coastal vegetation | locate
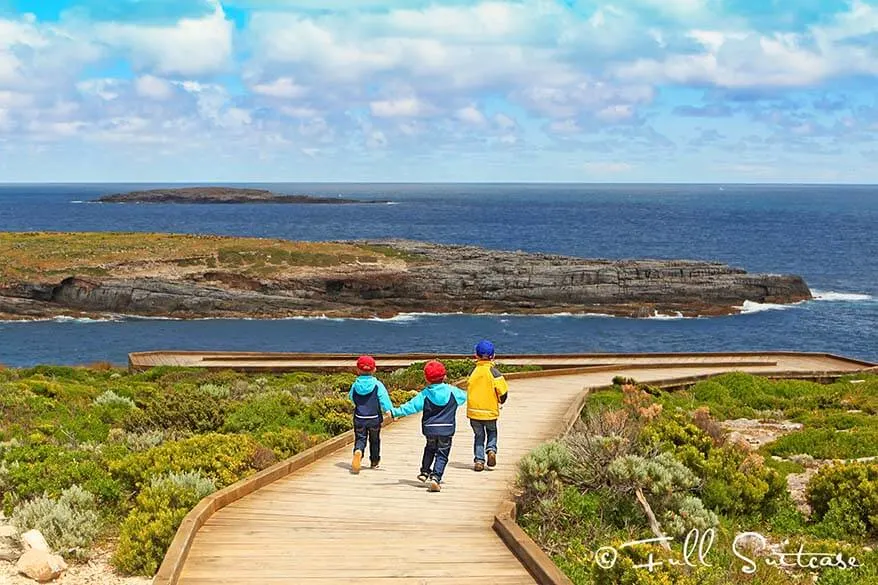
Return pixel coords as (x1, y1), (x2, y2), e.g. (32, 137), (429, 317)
(0, 360), (538, 576)
(0, 232), (412, 282)
(516, 372), (878, 584)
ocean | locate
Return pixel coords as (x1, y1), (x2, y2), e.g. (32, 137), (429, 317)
(0, 183), (876, 366)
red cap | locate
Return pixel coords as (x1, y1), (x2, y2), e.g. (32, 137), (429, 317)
(424, 360), (446, 383)
(356, 355), (376, 372)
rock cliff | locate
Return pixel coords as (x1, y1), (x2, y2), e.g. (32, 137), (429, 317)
(0, 237), (812, 320)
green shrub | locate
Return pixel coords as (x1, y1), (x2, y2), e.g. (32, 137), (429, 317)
(641, 412), (786, 519)
(517, 442), (573, 507)
(259, 428), (326, 459)
(765, 427), (878, 460)
(608, 452), (718, 537)
(700, 448), (787, 519)
(122, 429), (167, 451)
(807, 461), (878, 538)
(93, 390), (136, 410)
(11, 485), (101, 559)
(198, 383), (230, 399)
(812, 496), (869, 541)
(112, 471), (215, 576)
(0, 443), (122, 512)
(124, 387), (227, 433)
(111, 433), (262, 490)
(223, 391), (302, 434)
(306, 395), (354, 434)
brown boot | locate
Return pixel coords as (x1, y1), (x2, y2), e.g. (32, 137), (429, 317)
(474, 461), (485, 472)
(428, 478), (441, 492)
(351, 450), (363, 474)
(487, 451), (497, 468)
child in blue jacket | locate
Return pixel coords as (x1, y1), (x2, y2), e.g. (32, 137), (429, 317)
(391, 360), (467, 492)
(349, 355), (394, 474)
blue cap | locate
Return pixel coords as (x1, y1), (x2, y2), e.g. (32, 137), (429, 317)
(475, 340), (495, 358)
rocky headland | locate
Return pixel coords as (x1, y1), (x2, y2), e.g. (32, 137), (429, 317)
(96, 186), (384, 204)
(0, 232), (812, 321)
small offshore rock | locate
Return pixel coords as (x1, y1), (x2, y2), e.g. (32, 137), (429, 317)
(16, 549), (67, 582)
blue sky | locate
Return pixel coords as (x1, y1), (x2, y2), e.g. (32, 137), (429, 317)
(1, 0), (878, 182)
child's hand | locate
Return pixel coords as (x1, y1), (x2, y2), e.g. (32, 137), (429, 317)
(385, 410), (393, 419)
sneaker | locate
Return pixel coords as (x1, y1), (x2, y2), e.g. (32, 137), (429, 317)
(351, 450), (363, 474)
(370, 460), (380, 469)
(417, 473), (429, 483)
(428, 478), (441, 492)
(487, 451), (497, 468)
(474, 461), (485, 472)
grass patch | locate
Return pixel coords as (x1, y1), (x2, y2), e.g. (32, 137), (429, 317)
(0, 232), (416, 281)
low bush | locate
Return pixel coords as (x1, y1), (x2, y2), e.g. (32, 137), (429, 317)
(807, 461), (878, 539)
(113, 471), (216, 576)
(764, 427), (878, 460)
(516, 441), (573, 507)
(93, 390), (136, 409)
(124, 387), (228, 434)
(0, 443), (122, 513)
(11, 485), (101, 559)
(223, 391), (303, 434)
(306, 395), (354, 434)
(259, 428), (326, 459)
(111, 433), (264, 490)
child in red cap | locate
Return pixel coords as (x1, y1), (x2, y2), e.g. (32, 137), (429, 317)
(391, 360), (467, 492)
(348, 355), (393, 474)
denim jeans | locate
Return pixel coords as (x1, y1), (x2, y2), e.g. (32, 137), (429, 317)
(420, 435), (453, 481)
(470, 419), (498, 463)
(354, 425), (381, 464)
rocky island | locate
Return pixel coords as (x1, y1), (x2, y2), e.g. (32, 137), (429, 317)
(96, 186), (384, 204)
(0, 232), (812, 321)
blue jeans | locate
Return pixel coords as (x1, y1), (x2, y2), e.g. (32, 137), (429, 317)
(354, 425), (381, 464)
(470, 419), (498, 463)
(420, 435), (452, 482)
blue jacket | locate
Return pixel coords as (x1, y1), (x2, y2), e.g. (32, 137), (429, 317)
(348, 375), (393, 428)
(392, 383), (467, 437)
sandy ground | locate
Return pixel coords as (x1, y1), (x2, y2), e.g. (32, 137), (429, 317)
(0, 514), (151, 585)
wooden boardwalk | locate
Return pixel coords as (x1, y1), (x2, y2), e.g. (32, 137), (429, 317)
(129, 350), (874, 372)
(170, 354), (869, 585)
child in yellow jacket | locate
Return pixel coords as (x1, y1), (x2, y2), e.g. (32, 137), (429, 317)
(467, 340), (508, 471)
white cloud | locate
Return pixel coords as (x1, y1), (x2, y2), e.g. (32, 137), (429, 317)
(135, 75), (174, 100)
(549, 119), (582, 135)
(493, 113), (517, 130)
(281, 106), (320, 118)
(596, 104), (636, 122)
(615, 2), (878, 88)
(456, 105), (487, 126)
(94, 4), (233, 76)
(77, 78), (122, 101)
(251, 77), (308, 99)
(370, 96), (433, 118)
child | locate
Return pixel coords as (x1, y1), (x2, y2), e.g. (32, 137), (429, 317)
(348, 355), (393, 474)
(391, 360), (467, 492)
(467, 340), (508, 471)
